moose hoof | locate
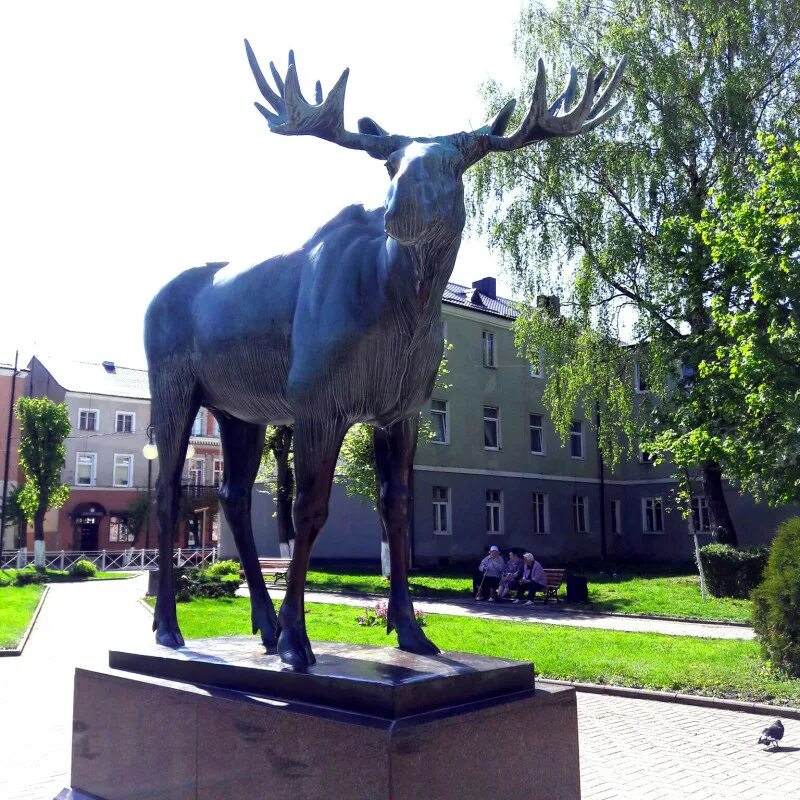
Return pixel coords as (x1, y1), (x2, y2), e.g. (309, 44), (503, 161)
(154, 624), (185, 649)
(277, 626), (316, 668)
(252, 607), (279, 653)
(396, 624), (440, 657)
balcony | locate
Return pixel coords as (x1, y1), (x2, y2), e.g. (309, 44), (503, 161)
(180, 483), (219, 501)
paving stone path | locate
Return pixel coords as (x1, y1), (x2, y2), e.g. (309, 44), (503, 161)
(1, 574), (794, 800)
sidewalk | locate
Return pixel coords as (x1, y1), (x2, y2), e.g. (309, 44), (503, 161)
(240, 585), (755, 640)
(2, 575), (795, 800)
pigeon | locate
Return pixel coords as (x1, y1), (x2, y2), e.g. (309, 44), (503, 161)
(758, 719), (784, 749)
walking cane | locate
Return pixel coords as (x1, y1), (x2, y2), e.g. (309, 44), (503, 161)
(475, 571), (486, 601)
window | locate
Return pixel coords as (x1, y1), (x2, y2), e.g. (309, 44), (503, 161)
(78, 409), (99, 432)
(532, 492), (548, 534)
(430, 399), (449, 444)
(573, 495), (589, 533)
(189, 457), (205, 486)
(432, 486), (450, 535)
(212, 417), (220, 437)
(611, 499), (622, 535)
(191, 410), (206, 437)
(642, 497), (663, 533)
(639, 449), (653, 465)
(212, 458), (224, 487)
(634, 360), (648, 392)
(529, 348), (544, 378)
(570, 421), (584, 459)
(482, 331), (496, 367)
(113, 454), (133, 487)
(529, 414), (545, 455)
(486, 489), (503, 534)
(115, 412), (135, 434)
(691, 497), (711, 533)
(483, 406), (500, 449)
(75, 453), (97, 486)
(109, 515), (134, 543)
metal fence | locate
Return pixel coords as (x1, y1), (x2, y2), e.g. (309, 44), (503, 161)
(0, 547), (218, 571)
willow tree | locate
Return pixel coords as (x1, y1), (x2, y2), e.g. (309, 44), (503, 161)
(470, 0), (800, 544)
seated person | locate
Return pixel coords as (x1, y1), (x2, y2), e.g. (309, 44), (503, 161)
(475, 545), (506, 601)
(496, 551), (523, 600)
(513, 553), (547, 605)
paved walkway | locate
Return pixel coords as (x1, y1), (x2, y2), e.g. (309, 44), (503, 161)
(241, 586), (755, 640)
(1, 575), (793, 800)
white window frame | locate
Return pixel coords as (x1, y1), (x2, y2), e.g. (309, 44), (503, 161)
(573, 495), (589, 533)
(483, 406), (500, 450)
(486, 489), (504, 535)
(115, 411), (136, 434)
(634, 360), (648, 393)
(113, 454), (134, 488)
(75, 452), (97, 486)
(212, 457), (224, 487)
(691, 496), (711, 533)
(529, 347), (544, 378)
(529, 413), (545, 455)
(188, 457), (205, 486)
(191, 410), (207, 437)
(611, 499), (622, 535)
(109, 515), (133, 543)
(78, 408), (100, 432)
(569, 421), (584, 459)
(532, 492), (549, 534)
(430, 399), (449, 445)
(482, 331), (496, 368)
(432, 486), (450, 535)
(642, 496), (664, 534)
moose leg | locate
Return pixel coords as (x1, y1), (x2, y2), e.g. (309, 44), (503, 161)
(217, 416), (279, 651)
(151, 373), (200, 648)
(277, 417), (345, 667)
(374, 418), (440, 656)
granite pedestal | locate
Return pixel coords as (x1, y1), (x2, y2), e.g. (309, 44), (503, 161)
(60, 637), (580, 800)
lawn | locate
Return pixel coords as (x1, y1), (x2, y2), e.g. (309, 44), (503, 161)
(303, 565), (752, 623)
(0, 584), (45, 649)
(0, 568), (133, 584)
(150, 596), (800, 706)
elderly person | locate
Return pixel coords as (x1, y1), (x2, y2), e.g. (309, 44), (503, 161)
(475, 545), (506, 601)
(513, 553), (547, 605)
(496, 551), (524, 600)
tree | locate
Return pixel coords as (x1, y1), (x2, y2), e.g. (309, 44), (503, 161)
(1, 485), (27, 548)
(15, 397), (71, 566)
(470, 0), (800, 544)
(659, 131), (800, 505)
(260, 425), (296, 557)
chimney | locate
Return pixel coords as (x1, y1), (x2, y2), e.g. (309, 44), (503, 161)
(536, 295), (561, 317)
(471, 276), (497, 300)
(102, 361), (116, 374)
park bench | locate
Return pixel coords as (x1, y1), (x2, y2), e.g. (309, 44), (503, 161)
(254, 557), (292, 584)
(541, 568), (566, 603)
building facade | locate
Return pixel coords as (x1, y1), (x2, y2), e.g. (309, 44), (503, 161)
(0, 361), (29, 551)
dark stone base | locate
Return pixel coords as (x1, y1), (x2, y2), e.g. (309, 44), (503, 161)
(64, 639), (581, 800)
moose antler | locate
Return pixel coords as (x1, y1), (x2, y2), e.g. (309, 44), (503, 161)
(245, 42), (409, 160)
(480, 56), (627, 154)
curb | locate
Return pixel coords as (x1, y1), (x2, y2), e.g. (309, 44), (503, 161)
(537, 677), (800, 719)
(0, 585), (50, 657)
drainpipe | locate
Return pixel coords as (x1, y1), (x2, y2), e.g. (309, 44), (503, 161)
(596, 401), (607, 562)
(1, 351), (19, 556)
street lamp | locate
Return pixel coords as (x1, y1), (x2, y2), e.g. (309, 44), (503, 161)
(143, 425), (157, 549)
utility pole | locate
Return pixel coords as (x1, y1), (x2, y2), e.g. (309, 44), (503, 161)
(1, 351), (20, 558)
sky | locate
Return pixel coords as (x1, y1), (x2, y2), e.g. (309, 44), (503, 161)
(0, 0), (530, 370)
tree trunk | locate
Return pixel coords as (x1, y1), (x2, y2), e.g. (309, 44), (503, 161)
(702, 460), (738, 546)
(33, 502), (46, 568)
(272, 426), (295, 558)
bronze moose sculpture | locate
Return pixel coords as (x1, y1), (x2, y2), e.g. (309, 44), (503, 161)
(144, 43), (626, 666)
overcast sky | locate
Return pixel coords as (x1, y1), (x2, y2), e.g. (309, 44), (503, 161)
(0, 1), (530, 370)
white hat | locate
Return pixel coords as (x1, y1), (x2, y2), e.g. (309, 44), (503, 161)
(523, 552), (534, 560)
(489, 545), (499, 552)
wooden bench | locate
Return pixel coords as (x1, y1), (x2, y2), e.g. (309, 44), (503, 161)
(257, 557), (292, 585)
(541, 568), (566, 603)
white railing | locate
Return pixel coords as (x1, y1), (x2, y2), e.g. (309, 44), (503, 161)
(0, 547), (218, 571)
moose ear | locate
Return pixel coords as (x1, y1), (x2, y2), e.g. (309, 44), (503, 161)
(487, 100), (517, 136)
(358, 117), (390, 137)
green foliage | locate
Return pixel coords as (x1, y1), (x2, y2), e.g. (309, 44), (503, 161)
(469, 0), (800, 525)
(15, 397), (71, 528)
(204, 559), (241, 578)
(752, 517), (800, 677)
(0, 571), (13, 587)
(175, 567), (242, 601)
(68, 559), (98, 579)
(13, 567), (47, 586)
(1, 486), (27, 532)
(126, 493), (152, 543)
(698, 544), (769, 599)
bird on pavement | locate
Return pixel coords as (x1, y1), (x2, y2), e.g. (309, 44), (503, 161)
(758, 719), (784, 749)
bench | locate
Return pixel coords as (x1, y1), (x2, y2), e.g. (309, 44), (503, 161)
(541, 568), (566, 603)
(257, 557), (292, 585)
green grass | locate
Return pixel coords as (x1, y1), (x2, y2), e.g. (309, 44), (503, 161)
(148, 596), (800, 707)
(0, 568), (133, 584)
(303, 565), (752, 623)
(0, 584), (45, 649)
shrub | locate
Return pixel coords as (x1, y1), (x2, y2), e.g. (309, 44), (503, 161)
(69, 559), (98, 579)
(14, 567), (48, 586)
(0, 570), (13, 587)
(752, 517), (800, 677)
(698, 543), (769, 598)
(204, 559), (241, 579)
(175, 567), (241, 601)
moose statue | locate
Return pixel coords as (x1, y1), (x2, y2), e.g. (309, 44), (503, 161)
(145, 42), (626, 667)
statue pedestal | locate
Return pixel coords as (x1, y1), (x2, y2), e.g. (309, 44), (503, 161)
(58, 637), (580, 800)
